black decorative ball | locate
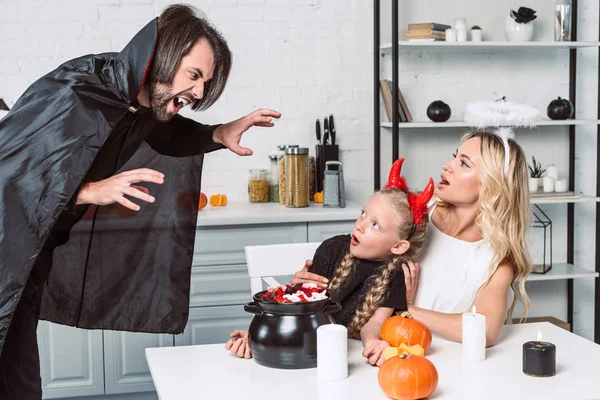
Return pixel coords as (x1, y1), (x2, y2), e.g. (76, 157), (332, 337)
(547, 97), (574, 120)
(427, 100), (451, 122)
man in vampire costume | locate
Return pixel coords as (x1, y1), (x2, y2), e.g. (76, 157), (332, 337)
(0, 4), (281, 398)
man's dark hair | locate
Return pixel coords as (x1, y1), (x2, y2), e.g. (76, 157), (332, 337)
(151, 4), (232, 111)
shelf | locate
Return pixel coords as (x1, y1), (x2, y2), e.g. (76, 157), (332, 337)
(527, 263), (599, 281)
(381, 41), (600, 51)
(381, 120), (600, 129)
(531, 195), (600, 204)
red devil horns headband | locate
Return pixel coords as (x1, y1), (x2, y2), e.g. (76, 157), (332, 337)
(383, 158), (435, 226)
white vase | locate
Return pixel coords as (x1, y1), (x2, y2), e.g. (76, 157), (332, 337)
(528, 177), (540, 192)
(505, 16), (534, 41)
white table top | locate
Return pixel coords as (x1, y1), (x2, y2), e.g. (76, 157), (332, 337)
(146, 322), (600, 400)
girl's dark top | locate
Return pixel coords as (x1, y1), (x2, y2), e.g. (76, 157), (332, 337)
(308, 234), (407, 328)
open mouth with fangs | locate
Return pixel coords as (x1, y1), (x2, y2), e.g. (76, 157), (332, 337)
(171, 96), (192, 114)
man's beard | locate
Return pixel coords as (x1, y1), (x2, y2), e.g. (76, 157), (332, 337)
(149, 81), (174, 122)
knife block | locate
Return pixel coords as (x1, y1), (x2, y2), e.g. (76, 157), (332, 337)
(315, 144), (339, 193)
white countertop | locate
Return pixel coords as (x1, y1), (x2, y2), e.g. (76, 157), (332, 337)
(196, 201), (364, 227)
(146, 322), (600, 400)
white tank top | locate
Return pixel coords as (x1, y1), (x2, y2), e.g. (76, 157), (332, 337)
(413, 205), (497, 313)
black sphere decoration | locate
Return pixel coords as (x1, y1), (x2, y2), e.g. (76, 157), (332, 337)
(547, 97), (574, 120)
(427, 100), (451, 122)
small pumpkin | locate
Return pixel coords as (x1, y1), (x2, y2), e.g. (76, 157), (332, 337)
(378, 351), (438, 400)
(313, 191), (324, 203)
(380, 311), (432, 352)
(426, 100), (451, 122)
(209, 194), (228, 206)
(198, 192), (208, 210)
(547, 96), (574, 120)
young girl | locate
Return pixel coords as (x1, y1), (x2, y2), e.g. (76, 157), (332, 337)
(225, 158), (434, 366)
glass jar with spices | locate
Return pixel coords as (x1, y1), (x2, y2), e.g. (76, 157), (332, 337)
(268, 153), (279, 202)
(285, 147), (310, 208)
(277, 145), (299, 206)
(248, 169), (269, 203)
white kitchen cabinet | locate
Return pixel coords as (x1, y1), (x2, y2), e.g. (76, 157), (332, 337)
(174, 305), (253, 346)
(193, 223), (307, 266)
(38, 322), (104, 399)
(103, 331), (174, 395)
(308, 220), (356, 242)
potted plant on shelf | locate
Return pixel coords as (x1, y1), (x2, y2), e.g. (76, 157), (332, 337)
(505, 6), (537, 42)
(471, 25), (482, 42)
(528, 156), (545, 192)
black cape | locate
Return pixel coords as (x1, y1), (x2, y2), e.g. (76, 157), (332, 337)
(0, 19), (224, 353)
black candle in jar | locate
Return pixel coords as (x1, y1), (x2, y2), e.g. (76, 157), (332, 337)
(523, 331), (556, 377)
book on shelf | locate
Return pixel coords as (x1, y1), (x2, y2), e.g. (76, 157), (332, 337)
(379, 79), (413, 123)
(406, 31), (445, 40)
(387, 80), (407, 122)
(408, 22), (451, 31)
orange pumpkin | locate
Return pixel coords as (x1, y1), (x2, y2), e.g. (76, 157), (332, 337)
(380, 311), (432, 352)
(198, 192), (208, 210)
(313, 191), (324, 203)
(209, 194), (228, 206)
(378, 351), (438, 400)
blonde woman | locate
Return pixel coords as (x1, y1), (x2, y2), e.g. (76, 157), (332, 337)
(226, 159), (434, 366)
(293, 130), (531, 347)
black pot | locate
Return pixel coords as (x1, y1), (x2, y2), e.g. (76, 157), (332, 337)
(244, 291), (342, 369)
(547, 97), (574, 120)
(427, 100), (451, 122)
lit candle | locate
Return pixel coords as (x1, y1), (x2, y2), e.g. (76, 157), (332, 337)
(462, 305), (486, 362)
(523, 330), (556, 377)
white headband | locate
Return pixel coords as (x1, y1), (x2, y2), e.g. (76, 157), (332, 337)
(493, 127), (515, 174)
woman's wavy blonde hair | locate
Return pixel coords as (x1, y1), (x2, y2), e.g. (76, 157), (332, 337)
(438, 131), (532, 321)
(327, 190), (429, 339)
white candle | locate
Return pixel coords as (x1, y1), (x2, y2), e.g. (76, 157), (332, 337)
(462, 305), (486, 362)
(555, 178), (567, 192)
(317, 324), (348, 380)
(543, 176), (555, 192)
(546, 165), (558, 179)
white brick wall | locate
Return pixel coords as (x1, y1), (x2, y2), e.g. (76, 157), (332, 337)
(0, 0), (374, 203)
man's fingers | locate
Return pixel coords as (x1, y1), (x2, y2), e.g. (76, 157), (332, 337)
(131, 185), (150, 195)
(116, 196), (141, 211)
(253, 108), (281, 119)
(125, 172), (165, 185)
(122, 186), (155, 203)
(121, 168), (164, 179)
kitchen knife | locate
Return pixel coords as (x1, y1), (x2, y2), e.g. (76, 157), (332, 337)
(315, 119), (321, 145)
(323, 117), (329, 145)
(329, 114), (336, 145)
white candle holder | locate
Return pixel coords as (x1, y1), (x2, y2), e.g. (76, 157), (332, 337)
(457, 27), (467, 42)
(445, 28), (456, 42)
(555, 178), (567, 192)
(543, 176), (555, 192)
(546, 165), (558, 179)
